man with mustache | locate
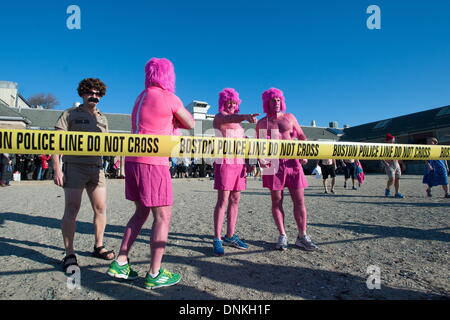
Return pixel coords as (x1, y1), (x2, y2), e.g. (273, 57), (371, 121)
(52, 78), (114, 274)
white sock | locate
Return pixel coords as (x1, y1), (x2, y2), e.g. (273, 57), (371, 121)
(116, 259), (128, 266)
(150, 271), (160, 278)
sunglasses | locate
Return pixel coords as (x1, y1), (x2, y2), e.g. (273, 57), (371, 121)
(85, 90), (102, 96)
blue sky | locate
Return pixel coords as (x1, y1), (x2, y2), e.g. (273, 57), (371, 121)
(1, 0), (450, 127)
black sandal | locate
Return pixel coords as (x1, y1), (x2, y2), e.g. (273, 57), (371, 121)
(62, 254), (78, 273)
(92, 245), (115, 260)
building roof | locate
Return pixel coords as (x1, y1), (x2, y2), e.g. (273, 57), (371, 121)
(341, 105), (450, 142)
(0, 103), (31, 124)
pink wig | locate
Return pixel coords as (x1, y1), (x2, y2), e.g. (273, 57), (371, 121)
(218, 88), (242, 113)
(262, 88), (286, 114)
(144, 58), (176, 93)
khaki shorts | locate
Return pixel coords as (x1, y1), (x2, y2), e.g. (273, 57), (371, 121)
(385, 166), (401, 178)
(63, 163), (106, 189)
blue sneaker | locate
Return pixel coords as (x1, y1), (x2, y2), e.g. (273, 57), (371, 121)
(394, 193), (405, 198)
(213, 238), (224, 256)
(385, 189), (391, 197)
(223, 234), (249, 250)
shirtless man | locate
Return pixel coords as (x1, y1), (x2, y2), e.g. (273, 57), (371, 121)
(212, 88), (259, 256)
(256, 88), (317, 251)
(343, 159), (357, 190)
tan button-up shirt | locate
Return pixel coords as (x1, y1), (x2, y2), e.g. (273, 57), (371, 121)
(55, 105), (108, 165)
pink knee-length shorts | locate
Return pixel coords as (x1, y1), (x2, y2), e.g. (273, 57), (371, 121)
(125, 162), (173, 207)
(214, 163), (246, 191)
(262, 159), (308, 190)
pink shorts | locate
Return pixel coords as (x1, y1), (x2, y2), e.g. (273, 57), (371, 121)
(214, 163), (246, 191)
(262, 159), (309, 190)
(125, 162), (173, 207)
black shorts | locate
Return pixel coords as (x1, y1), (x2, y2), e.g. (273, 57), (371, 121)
(322, 164), (336, 179)
(344, 162), (356, 179)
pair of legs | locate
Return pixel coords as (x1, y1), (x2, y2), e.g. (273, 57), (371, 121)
(386, 176), (401, 194)
(213, 190), (241, 239)
(323, 177), (335, 193)
(61, 186), (114, 258)
(116, 202), (171, 275)
(426, 184), (449, 196)
(270, 188), (307, 237)
(344, 176), (355, 188)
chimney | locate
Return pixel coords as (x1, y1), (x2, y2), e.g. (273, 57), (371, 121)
(329, 121), (338, 128)
(311, 120), (317, 127)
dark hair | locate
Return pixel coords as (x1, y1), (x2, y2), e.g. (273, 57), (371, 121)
(77, 78), (107, 97)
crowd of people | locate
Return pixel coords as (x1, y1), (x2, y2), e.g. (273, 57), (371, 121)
(169, 157), (262, 179)
(0, 154), (124, 186)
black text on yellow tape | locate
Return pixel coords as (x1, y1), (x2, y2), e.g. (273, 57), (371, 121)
(0, 129), (449, 160)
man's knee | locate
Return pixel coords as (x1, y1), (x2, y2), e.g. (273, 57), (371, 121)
(64, 203), (80, 219)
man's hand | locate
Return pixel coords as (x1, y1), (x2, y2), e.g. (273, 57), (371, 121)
(53, 169), (64, 187)
(246, 114), (260, 123)
(259, 159), (270, 169)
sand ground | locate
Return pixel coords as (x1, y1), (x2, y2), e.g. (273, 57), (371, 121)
(0, 174), (449, 300)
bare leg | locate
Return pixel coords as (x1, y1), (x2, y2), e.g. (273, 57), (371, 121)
(226, 191), (241, 238)
(289, 188), (307, 236)
(149, 206), (172, 275)
(116, 201), (151, 263)
(213, 190), (230, 239)
(86, 186), (111, 256)
(271, 190), (286, 235)
(394, 177), (400, 194)
(61, 188), (84, 256)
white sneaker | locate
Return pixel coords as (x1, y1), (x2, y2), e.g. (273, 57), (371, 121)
(295, 235), (317, 251)
(275, 234), (288, 250)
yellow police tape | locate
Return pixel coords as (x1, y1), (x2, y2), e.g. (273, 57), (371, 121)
(0, 129), (449, 160)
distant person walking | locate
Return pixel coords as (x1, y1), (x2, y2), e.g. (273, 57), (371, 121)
(1, 153), (12, 187)
(320, 159), (336, 194)
(355, 160), (365, 187)
(343, 159), (357, 190)
(382, 133), (405, 198)
(423, 137), (449, 198)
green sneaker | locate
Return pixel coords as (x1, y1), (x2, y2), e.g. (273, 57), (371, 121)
(144, 269), (181, 290)
(107, 260), (138, 280)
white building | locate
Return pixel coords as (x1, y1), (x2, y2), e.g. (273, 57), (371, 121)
(0, 81), (32, 109)
(186, 100), (215, 120)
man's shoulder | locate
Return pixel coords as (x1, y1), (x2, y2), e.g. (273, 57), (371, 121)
(60, 106), (78, 115)
(256, 116), (268, 125)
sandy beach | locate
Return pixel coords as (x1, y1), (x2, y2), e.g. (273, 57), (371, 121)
(0, 174), (449, 300)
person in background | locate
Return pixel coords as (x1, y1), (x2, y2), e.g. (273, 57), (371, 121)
(355, 160), (365, 187)
(320, 159), (337, 194)
(343, 159), (357, 190)
(382, 133), (405, 198)
(423, 137), (449, 198)
(1, 153), (13, 187)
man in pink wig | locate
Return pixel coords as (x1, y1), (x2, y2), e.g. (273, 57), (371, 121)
(107, 58), (194, 289)
(212, 88), (259, 256)
(256, 88), (317, 251)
